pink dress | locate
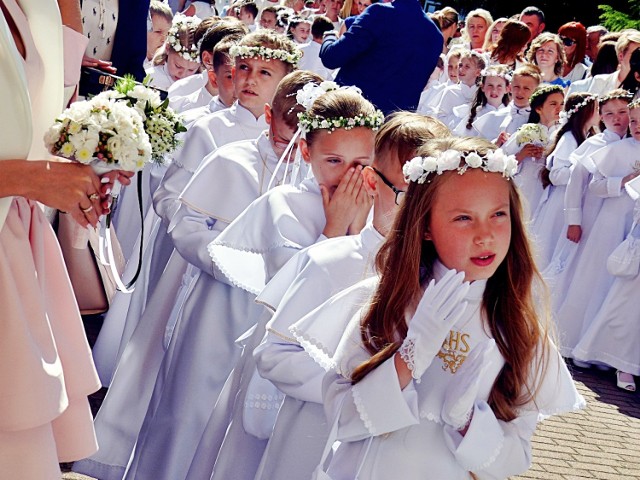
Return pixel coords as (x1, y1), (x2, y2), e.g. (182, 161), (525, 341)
(0, 0), (101, 478)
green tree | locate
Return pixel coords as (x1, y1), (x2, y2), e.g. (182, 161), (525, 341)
(599, 0), (640, 31)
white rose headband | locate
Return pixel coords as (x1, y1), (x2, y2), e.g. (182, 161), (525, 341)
(267, 81), (384, 190)
(403, 149), (518, 184)
(166, 14), (201, 62)
(480, 68), (512, 82)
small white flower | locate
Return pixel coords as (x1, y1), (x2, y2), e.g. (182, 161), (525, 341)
(60, 142), (74, 157)
(438, 149), (461, 174)
(421, 156), (437, 172)
(403, 157), (426, 183)
(465, 151), (483, 169)
(485, 149), (506, 173)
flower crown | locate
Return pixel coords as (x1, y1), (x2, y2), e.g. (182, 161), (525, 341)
(295, 81), (385, 133)
(229, 44), (303, 66)
(628, 98), (640, 109)
(559, 94), (598, 121)
(167, 14), (201, 62)
(480, 68), (512, 82)
(599, 89), (633, 104)
(529, 84), (564, 105)
(403, 149), (518, 184)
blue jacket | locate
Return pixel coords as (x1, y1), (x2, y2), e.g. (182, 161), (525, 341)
(320, 0), (442, 114)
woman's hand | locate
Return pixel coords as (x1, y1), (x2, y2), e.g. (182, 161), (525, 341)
(82, 54), (117, 74)
(321, 167), (368, 238)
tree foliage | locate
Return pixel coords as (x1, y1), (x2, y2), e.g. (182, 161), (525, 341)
(599, 1), (640, 31)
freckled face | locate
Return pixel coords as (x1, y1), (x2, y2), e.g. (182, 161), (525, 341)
(427, 169), (512, 282)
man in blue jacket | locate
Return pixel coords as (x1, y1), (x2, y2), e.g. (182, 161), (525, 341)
(320, 0), (442, 115)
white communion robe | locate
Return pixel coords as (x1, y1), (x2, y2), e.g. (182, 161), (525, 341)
(543, 129), (623, 312)
(473, 102), (530, 145)
(554, 137), (639, 357)
(251, 223), (383, 480)
(319, 262), (584, 480)
(530, 133), (579, 271)
(72, 133), (275, 480)
(126, 175), (324, 480)
(184, 177), (334, 480)
(434, 82), (478, 129)
(167, 69), (209, 110)
(452, 103), (498, 137)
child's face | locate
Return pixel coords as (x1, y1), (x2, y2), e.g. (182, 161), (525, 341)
(260, 12), (277, 30)
(600, 99), (630, 136)
(482, 76), (509, 107)
(147, 14), (171, 61)
(267, 113), (297, 158)
(535, 92), (564, 126)
(291, 23), (311, 43)
(301, 127), (375, 196)
(534, 41), (559, 71)
(233, 56), (289, 118)
(213, 62), (236, 107)
(166, 51), (200, 81)
(426, 169), (511, 282)
(628, 108), (640, 140)
(458, 58), (481, 87)
(510, 75), (538, 108)
(447, 57), (460, 82)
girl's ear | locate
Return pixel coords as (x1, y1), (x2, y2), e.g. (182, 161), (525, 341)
(264, 104), (273, 125)
(361, 165), (379, 197)
(300, 138), (311, 164)
(423, 230), (432, 241)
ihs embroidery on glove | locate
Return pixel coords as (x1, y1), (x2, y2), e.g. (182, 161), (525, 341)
(437, 330), (470, 374)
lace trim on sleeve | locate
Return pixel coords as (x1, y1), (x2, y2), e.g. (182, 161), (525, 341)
(399, 336), (421, 383)
(289, 325), (334, 372)
(352, 383), (375, 436)
(467, 429), (504, 472)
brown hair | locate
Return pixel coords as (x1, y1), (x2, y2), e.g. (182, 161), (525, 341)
(271, 70), (323, 130)
(154, 17), (199, 66)
(351, 136), (549, 422)
(490, 20), (530, 66)
(199, 17), (247, 57)
(527, 32), (567, 77)
(430, 6), (459, 31)
(304, 89), (379, 146)
(374, 112), (450, 171)
(541, 93), (598, 188)
(512, 63), (543, 85)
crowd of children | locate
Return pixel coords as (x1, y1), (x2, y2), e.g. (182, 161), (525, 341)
(47, 0), (640, 478)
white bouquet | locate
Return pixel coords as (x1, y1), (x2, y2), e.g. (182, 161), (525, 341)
(96, 75), (186, 163)
(515, 123), (549, 147)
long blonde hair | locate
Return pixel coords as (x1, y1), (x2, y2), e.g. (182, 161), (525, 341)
(351, 136), (549, 421)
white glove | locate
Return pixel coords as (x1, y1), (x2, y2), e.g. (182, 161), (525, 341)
(441, 338), (504, 430)
(399, 268), (470, 382)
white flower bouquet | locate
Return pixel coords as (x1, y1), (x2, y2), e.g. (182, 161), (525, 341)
(515, 123), (549, 147)
(97, 75), (186, 163)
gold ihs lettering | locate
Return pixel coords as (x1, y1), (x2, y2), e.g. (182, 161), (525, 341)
(437, 330), (471, 373)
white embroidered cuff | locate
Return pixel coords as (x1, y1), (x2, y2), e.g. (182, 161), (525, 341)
(443, 400), (504, 472)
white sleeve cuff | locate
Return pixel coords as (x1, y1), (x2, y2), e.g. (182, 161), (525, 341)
(351, 357), (420, 436)
(564, 207), (582, 226)
(607, 177), (624, 197)
(443, 400), (504, 472)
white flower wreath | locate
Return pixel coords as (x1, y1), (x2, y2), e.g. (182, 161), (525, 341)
(166, 14), (201, 62)
(403, 149), (518, 184)
(229, 44), (303, 66)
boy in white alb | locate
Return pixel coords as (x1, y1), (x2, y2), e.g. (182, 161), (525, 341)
(72, 32), (302, 480)
(299, 15), (336, 80)
(474, 64), (541, 146)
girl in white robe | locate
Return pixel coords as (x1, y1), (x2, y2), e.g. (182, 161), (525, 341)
(543, 90), (632, 313)
(251, 113), (450, 480)
(434, 50), (485, 129)
(531, 92), (599, 270)
(554, 102), (640, 360)
(501, 84), (564, 219)
(128, 87), (380, 480)
(318, 136), (584, 480)
(452, 65), (510, 137)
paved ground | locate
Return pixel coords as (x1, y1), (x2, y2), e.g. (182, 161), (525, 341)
(60, 319), (640, 480)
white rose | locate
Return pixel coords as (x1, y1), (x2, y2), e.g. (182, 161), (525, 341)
(503, 156), (518, 177)
(421, 156), (437, 172)
(438, 149), (461, 174)
(465, 152), (483, 169)
(403, 157), (425, 182)
(485, 150), (505, 173)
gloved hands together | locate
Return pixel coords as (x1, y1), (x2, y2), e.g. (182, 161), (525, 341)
(441, 338), (504, 431)
(399, 269), (470, 382)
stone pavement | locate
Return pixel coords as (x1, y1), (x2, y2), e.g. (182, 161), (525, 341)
(60, 316), (640, 480)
